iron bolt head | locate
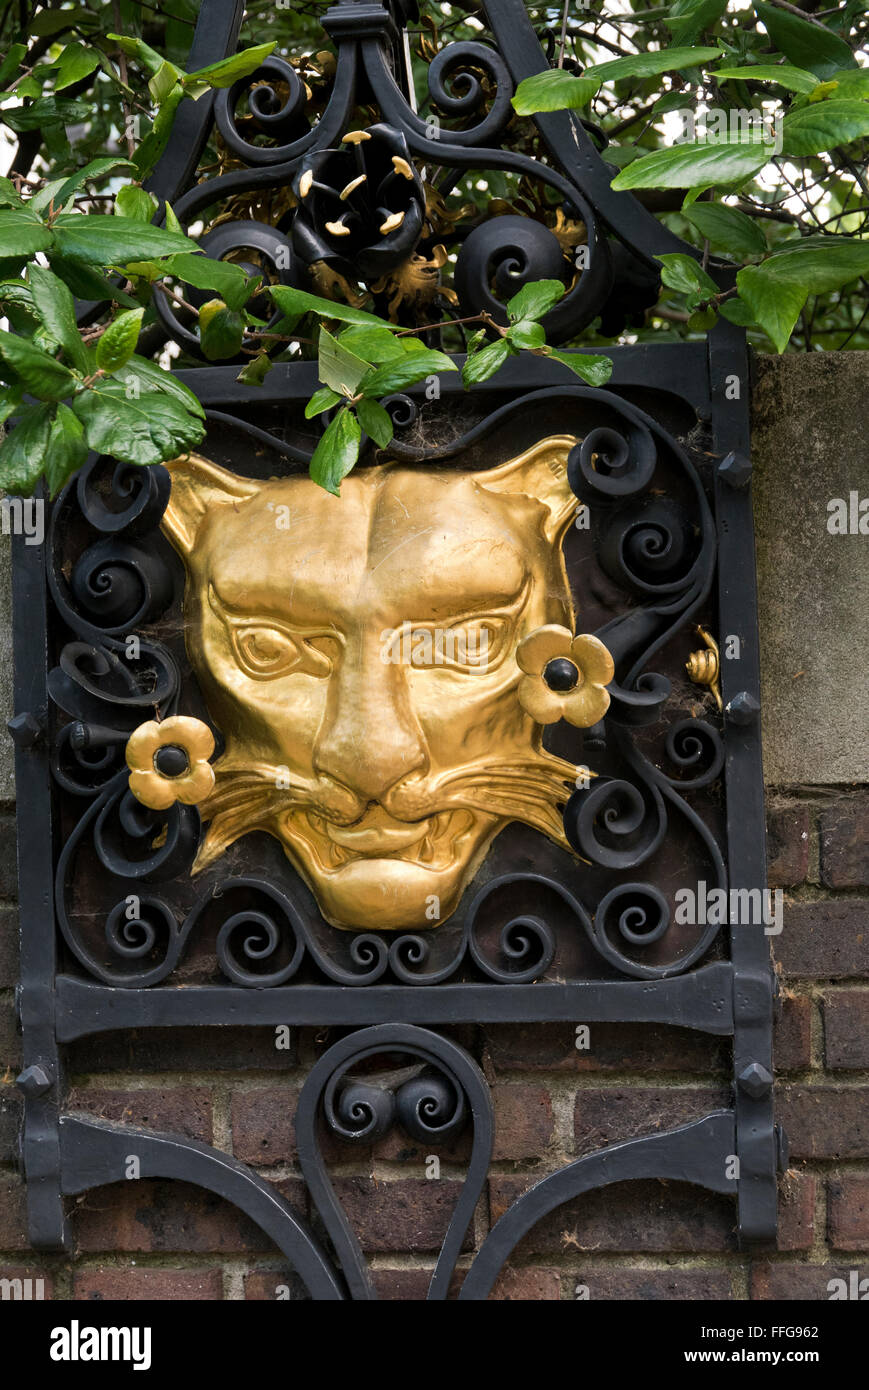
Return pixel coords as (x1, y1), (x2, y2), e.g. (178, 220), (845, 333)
(738, 1061), (773, 1099)
(718, 450), (752, 489)
(726, 691), (760, 725)
(7, 712), (42, 748)
(15, 1064), (53, 1097)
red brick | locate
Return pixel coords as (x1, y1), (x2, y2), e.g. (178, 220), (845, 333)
(367, 1265), (561, 1300)
(0, 904), (18, 986)
(490, 1266), (562, 1300)
(751, 1263), (867, 1300)
(0, 1175), (28, 1249)
(329, 1178), (475, 1253)
(0, 1266), (54, 1299)
(73, 1177), (306, 1253)
(775, 901), (869, 979)
(485, 1022), (724, 1074)
(777, 1171), (815, 1251)
(574, 1087), (728, 1154)
(820, 794), (869, 889)
(244, 1269), (308, 1300)
(571, 1267), (732, 1299)
(0, 998), (20, 1067)
(828, 1176), (869, 1249)
(823, 989), (869, 1068)
(492, 1084), (554, 1161)
(0, 813), (18, 898)
(67, 1087), (213, 1143)
(73, 1267), (223, 1300)
(777, 1085), (868, 1158)
(767, 804), (810, 888)
(774, 994), (812, 1071)
(0, 1083), (21, 1164)
(489, 1177), (736, 1254)
(232, 1086), (299, 1165)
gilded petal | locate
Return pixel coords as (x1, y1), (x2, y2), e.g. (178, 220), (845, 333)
(125, 720), (163, 771)
(517, 673), (566, 725)
(160, 715), (215, 763)
(175, 762), (217, 805)
(516, 624), (573, 676)
(563, 683), (611, 729)
(128, 769), (177, 811)
(570, 633), (615, 687)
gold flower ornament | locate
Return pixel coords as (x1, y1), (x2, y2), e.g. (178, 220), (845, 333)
(516, 626), (615, 728)
(126, 716), (215, 811)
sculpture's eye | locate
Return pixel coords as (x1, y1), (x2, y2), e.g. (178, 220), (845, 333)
(406, 615), (511, 671)
(231, 624), (333, 680)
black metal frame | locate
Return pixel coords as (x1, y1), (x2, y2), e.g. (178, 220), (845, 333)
(10, 0), (779, 1298)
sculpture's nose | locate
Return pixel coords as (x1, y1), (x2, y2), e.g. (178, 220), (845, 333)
(313, 634), (427, 806)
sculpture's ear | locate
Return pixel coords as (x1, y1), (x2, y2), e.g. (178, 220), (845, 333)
(475, 435), (578, 541)
(161, 453), (259, 557)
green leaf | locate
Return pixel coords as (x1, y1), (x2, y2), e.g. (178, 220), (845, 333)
(115, 185), (157, 223)
(682, 200), (768, 258)
(337, 325), (406, 363)
(657, 252), (720, 299)
(781, 101), (869, 157)
(546, 350), (613, 386)
(318, 326), (371, 396)
(508, 319), (546, 349)
(753, 2), (856, 81)
(107, 33), (164, 77)
(0, 207), (53, 257)
(54, 42), (100, 91)
(828, 69), (869, 100)
(132, 85), (185, 178)
(0, 177), (22, 208)
(49, 254), (139, 309)
(29, 178), (75, 216)
(0, 98), (92, 132)
(309, 407), (361, 495)
(183, 41), (276, 91)
(113, 355), (205, 417)
(235, 352), (274, 387)
(304, 386), (342, 419)
(506, 279), (565, 322)
(360, 348), (456, 398)
(73, 385), (205, 467)
(154, 251), (251, 308)
(735, 263), (807, 352)
(585, 45), (722, 83)
(510, 70), (599, 116)
(666, 0), (728, 46)
(0, 44), (27, 90)
(0, 332), (76, 399)
(55, 157), (137, 205)
(52, 214), (193, 265)
(357, 397), (394, 449)
(96, 307), (144, 372)
(45, 402), (88, 497)
(714, 63), (820, 95)
(270, 284), (383, 328)
(148, 60), (182, 106)
(762, 235), (869, 294)
(30, 7), (95, 36)
(198, 299), (245, 361)
(28, 265), (90, 373)
(719, 296), (757, 327)
(611, 138), (770, 192)
(462, 338), (511, 386)
(0, 402), (52, 494)
(164, 202), (184, 237)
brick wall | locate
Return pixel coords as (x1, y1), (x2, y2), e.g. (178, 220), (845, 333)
(0, 787), (866, 1301)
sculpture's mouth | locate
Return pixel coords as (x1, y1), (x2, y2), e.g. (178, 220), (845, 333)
(283, 806), (482, 875)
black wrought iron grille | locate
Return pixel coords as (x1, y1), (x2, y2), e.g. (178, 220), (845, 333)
(10, 0), (780, 1299)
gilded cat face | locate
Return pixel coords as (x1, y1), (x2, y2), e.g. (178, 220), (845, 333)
(161, 438), (580, 931)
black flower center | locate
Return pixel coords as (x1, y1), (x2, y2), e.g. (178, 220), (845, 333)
(543, 658), (579, 692)
(154, 745), (190, 777)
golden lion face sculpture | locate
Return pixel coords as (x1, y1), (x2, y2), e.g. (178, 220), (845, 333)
(161, 437), (582, 932)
